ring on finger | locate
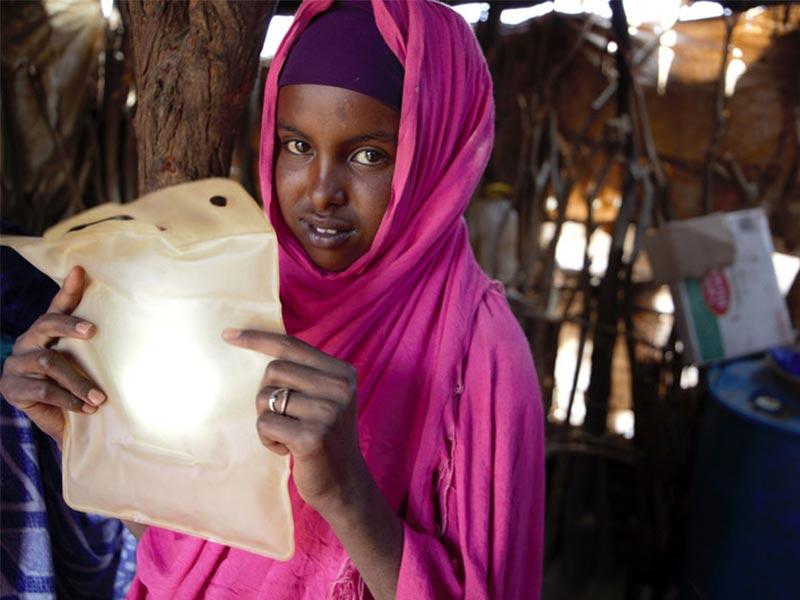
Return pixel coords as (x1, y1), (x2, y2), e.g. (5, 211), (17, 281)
(268, 387), (291, 416)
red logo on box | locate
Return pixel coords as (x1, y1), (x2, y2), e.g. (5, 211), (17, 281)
(702, 269), (730, 315)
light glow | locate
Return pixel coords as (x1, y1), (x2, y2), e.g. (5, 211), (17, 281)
(678, 1), (725, 22)
(579, 0), (613, 19)
(611, 409), (635, 438)
(119, 308), (222, 439)
(657, 30), (677, 95)
(660, 29), (678, 48)
(773, 252), (800, 296)
(652, 285), (675, 315)
(501, 2), (554, 25)
(551, 332), (591, 427)
(261, 16), (294, 60)
(745, 6), (765, 20)
(473, 0), (727, 31)
(680, 365), (699, 389)
(725, 48), (747, 97)
(624, 0), (679, 29)
(540, 221), (611, 276)
(101, 0), (113, 19)
(453, 2), (490, 24)
(552, 0), (587, 15)
(500, 0), (613, 26)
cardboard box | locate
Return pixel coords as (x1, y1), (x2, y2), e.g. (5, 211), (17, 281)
(644, 209), (794, 364)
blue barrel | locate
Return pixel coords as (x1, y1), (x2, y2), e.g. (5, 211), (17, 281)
(684, 357), (800, 600)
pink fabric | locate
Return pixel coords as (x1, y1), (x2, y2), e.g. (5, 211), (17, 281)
(128, 1), (544, 598)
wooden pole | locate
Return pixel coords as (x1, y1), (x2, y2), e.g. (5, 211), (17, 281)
(583, 0), (635, 437)
(701, 13), (737, 214)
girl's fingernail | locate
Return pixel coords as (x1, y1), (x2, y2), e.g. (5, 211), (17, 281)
(222, 328), (240, 340)
(82, 404), (97, 414)
(76, 321), (93, 335)
(88, 389), (106, 405)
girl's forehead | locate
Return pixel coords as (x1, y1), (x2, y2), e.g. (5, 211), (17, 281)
(276, 84), (399, 137)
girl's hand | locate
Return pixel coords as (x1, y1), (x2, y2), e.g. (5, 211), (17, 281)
(0, 266), (106, 447)
(222, 329), (367, 518)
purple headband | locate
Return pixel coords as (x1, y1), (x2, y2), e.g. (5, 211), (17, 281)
(278, 1), (404, 112)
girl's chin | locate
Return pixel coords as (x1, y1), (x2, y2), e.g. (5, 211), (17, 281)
(305, 246), (359, 273)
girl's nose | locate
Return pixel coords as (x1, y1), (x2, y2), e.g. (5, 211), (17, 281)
(309, 161), (346, 211)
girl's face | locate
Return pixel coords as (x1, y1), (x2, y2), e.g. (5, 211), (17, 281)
(275, 84), (400, 272)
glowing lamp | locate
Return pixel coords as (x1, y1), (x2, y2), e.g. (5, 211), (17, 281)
(3, 179), (294, 559)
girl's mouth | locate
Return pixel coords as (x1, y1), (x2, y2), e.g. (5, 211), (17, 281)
(301, 219), (356, 249)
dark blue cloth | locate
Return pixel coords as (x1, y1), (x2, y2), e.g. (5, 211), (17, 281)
(1, 229), (136, 599)
(0, 224), (58, 338)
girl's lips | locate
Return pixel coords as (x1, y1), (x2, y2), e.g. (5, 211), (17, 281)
(301, 219), (355, 249)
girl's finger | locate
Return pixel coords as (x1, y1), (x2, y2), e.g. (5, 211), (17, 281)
(224, 329), (353, 379)
(47, 266), (87, 315)
(257, 386), (341, 424)
(254, 410), (297, 455)
(4, 349), (105, 407)
(12, 313), (96, 354)
(261, 360), (354, 405)
(256, 410), (325, 457)
(2, 375), (95, 414)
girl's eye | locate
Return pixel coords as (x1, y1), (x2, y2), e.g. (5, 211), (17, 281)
(352, 149), (386, 166)
(285, 140), (311, 155)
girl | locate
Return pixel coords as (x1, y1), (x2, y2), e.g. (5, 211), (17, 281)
(0, 1), (544, 598)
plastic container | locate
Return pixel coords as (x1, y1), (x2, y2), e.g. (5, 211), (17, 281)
(684, 357), (800, 599)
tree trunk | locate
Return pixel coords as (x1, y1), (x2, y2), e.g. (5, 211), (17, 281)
(119, 0), (275, 194)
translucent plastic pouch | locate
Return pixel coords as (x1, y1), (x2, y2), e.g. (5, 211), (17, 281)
(2, 179), (294, 559)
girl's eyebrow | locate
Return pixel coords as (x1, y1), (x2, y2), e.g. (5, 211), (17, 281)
(276, 121), (397, 145)
(344, 131), (397, 145)
(276, 121), (307, 137)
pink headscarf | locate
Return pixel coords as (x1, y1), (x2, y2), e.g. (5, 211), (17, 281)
(259, 0), (494, 513)
(128, 3), (545, 598)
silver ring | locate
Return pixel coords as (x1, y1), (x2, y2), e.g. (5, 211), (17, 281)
(269, 388), (291, 416)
